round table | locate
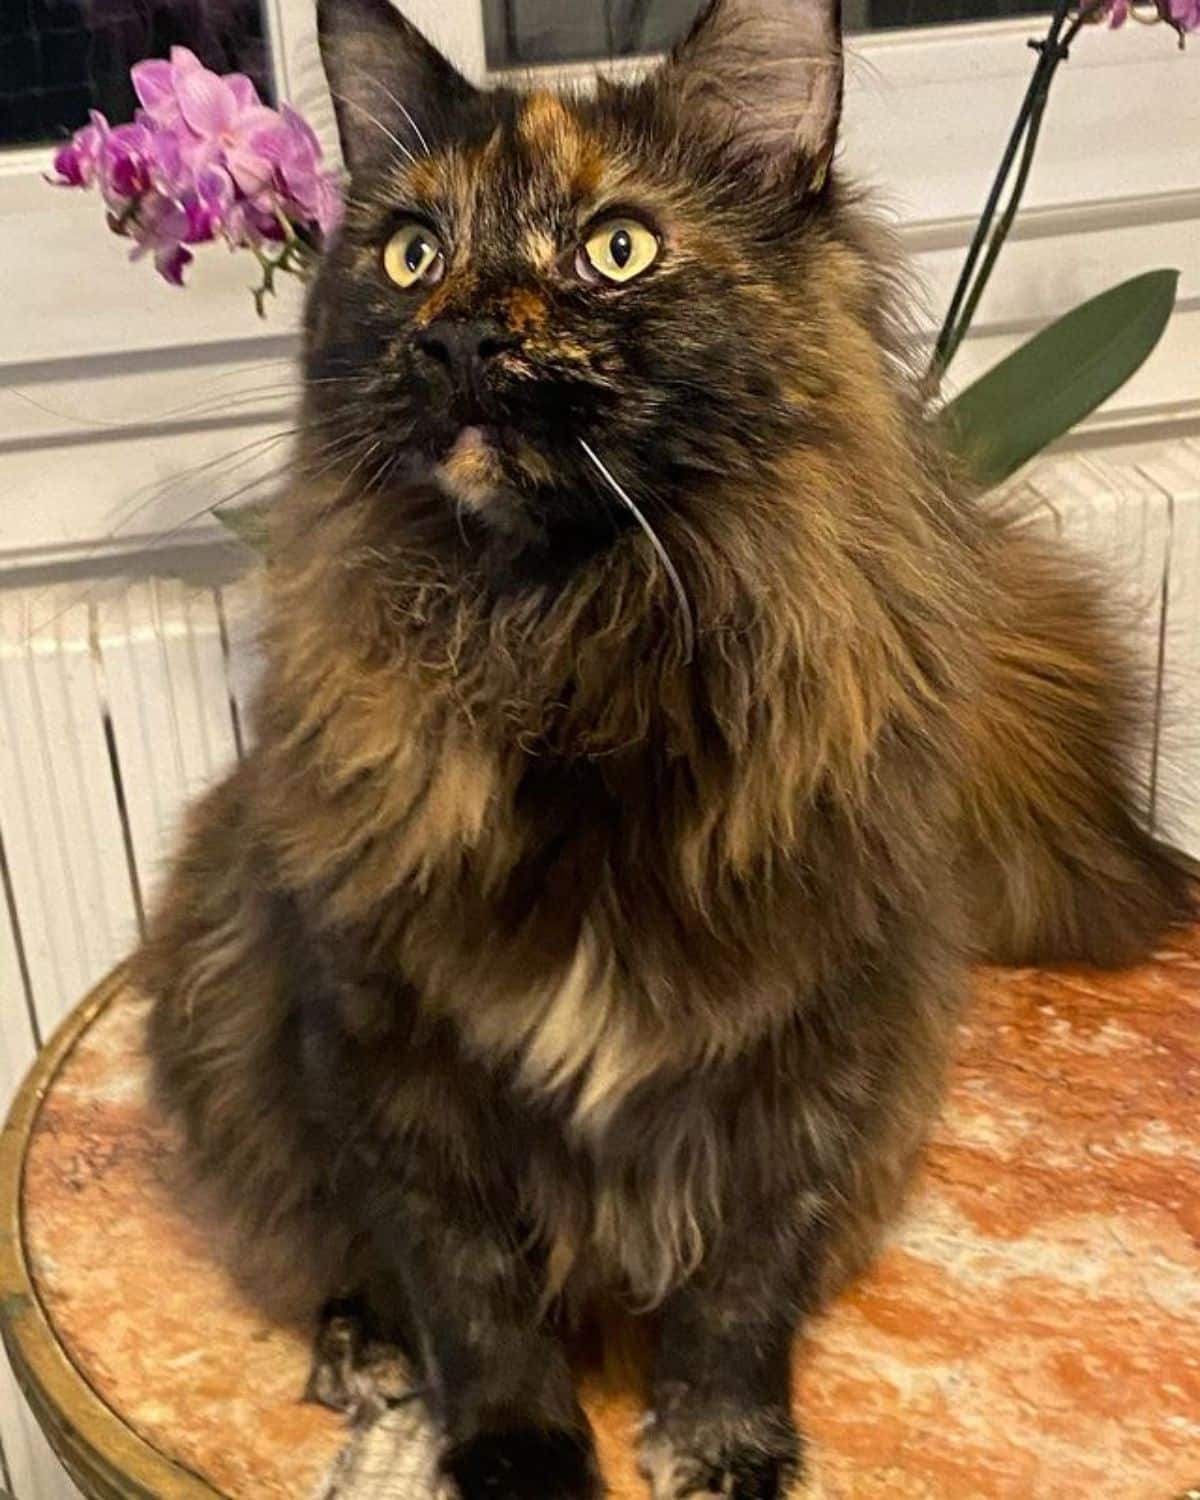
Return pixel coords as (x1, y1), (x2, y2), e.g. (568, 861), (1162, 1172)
(2, 944), (1199, 1500)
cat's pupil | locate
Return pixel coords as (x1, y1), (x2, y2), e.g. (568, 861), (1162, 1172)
(406, 236), (429, 273)
(611, 230), (633, 269)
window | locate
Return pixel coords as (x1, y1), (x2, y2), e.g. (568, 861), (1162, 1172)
(482, 1), (1051, 69)
(857, 0), (1047, 25)
(0, 0), (272, 149)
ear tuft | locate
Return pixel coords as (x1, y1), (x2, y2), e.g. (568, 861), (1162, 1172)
(316, 0), (478, 175)
(665, 0), (843, 183)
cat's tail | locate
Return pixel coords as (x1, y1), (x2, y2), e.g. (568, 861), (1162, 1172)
(962, 522), (1198, 969)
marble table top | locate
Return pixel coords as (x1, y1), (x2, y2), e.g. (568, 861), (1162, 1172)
(9, 934), (1200, 1498)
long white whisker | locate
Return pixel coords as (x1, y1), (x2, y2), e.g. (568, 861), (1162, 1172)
(329, 89), (416, 165)
(392, 99), (431, 157)
(578, 438), (696, 666)
(348, 62), (432, 155)
(370, 82), (431, 157)
(4, 370), (290, 432)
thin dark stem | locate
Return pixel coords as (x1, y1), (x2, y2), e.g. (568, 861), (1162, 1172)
(937, 85), (1052, 371)
(928, 1), (1071, 380)
(928, 0), (1111, 385)
(250, 222), (318, 317)
(928, 99), (1035, 377)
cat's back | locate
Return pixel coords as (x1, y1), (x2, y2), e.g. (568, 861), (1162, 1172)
(963, 516), (1195, 966)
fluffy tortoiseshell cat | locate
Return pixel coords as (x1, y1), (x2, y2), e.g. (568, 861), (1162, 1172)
(140, 0), (1196, 1494)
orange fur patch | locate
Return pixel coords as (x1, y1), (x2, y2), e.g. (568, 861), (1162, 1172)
(519, 92), (603, 194)
(415, 273), (476, 328)
(403, 155), (443, 199)
(506, 286), (550, 333)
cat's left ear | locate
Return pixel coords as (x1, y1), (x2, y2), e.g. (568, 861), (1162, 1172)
(664, 0), (843, 184)
(316, 0), (479, 175)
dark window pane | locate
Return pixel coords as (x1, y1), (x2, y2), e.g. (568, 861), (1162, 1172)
(484, 0), (705, 65)
(864, 0), (1047, 22)
(1, 38), (40, 96)
(483, 0), (1053, 68)
(0, 0), (272, 150)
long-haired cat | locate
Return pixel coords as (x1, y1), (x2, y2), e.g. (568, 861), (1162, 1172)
(139, 0), (1196, 1494)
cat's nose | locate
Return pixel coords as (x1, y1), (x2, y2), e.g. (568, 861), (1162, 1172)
(416, 319), (517, 390)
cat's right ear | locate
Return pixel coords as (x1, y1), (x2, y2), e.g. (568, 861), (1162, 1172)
(316, 0), (479, 175)
(664, 0), (843, 186)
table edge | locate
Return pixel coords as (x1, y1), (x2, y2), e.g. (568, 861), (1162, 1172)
(4, 966), (1200, 1499)
(0, 967), (226, 1500)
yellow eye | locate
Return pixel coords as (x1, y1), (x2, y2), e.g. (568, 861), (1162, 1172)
(579, 218), (659, 286)
(383, 222), (446, 289)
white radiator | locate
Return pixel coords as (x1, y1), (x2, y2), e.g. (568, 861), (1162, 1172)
(0, 444), (1198, 1498)
(0, 576), (258, 1500)
(1022, 444), (1200, 854)
(0, 579), (256, 1070)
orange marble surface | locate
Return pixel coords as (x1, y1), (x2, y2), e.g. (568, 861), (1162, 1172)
(18, 934), (1200, 1499)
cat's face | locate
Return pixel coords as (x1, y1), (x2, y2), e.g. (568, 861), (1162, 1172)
(307, 0), (845, 562)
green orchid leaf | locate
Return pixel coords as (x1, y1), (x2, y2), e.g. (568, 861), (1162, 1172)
(216, 500), (271, 551)
(937, 270), (1179, 489)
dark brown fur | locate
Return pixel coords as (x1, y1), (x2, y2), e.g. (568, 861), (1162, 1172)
(139, 1), (1195, 1495)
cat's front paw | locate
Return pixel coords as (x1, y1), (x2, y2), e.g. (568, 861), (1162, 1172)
(305, 1297), (416, 1421)
(443, 1427), (602, 1499)
(639, 1402), (804, 1499)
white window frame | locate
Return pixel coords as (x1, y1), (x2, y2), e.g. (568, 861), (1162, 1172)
(1, 6), (1198, 576)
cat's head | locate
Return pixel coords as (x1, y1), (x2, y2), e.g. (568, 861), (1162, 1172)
(307, 0), (863, 573)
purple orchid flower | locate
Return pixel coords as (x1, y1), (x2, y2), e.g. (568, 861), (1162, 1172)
(50, 46), (342, 292)
(254, 106), (345, 237)
(48, 111), (108, 187)
(129, 47), (196, 129)
(154, 244), (196, 286)
(102, 185), (195, 284)
(183, 164), (235, 243)
(173, 63), (280, 192)
(1102, 0), (1199, 26)
(97, 121), (156, 205)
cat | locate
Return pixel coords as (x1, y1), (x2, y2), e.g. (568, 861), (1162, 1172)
(138, 0), (1196, 1495)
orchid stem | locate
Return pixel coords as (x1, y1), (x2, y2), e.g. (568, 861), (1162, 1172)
(250, 218), (318, 316)
(935, 79), (1052, 373)
(928, 0), (1109, 387)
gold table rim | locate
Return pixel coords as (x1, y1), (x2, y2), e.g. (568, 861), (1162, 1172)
(0, 967), (225, 1499)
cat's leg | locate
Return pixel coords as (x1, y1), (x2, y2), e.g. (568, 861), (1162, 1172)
(357, 1184), (603, 1500)
(640, 1220), (813, 1500)
(294, 962), (601, 1497)
(639, 966), (951, 1500)
(308, 1295), (456, 1500)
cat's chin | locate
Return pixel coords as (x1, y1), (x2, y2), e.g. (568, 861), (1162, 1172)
(431, 426), (563, 551)
(435, 425), (509, 514)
